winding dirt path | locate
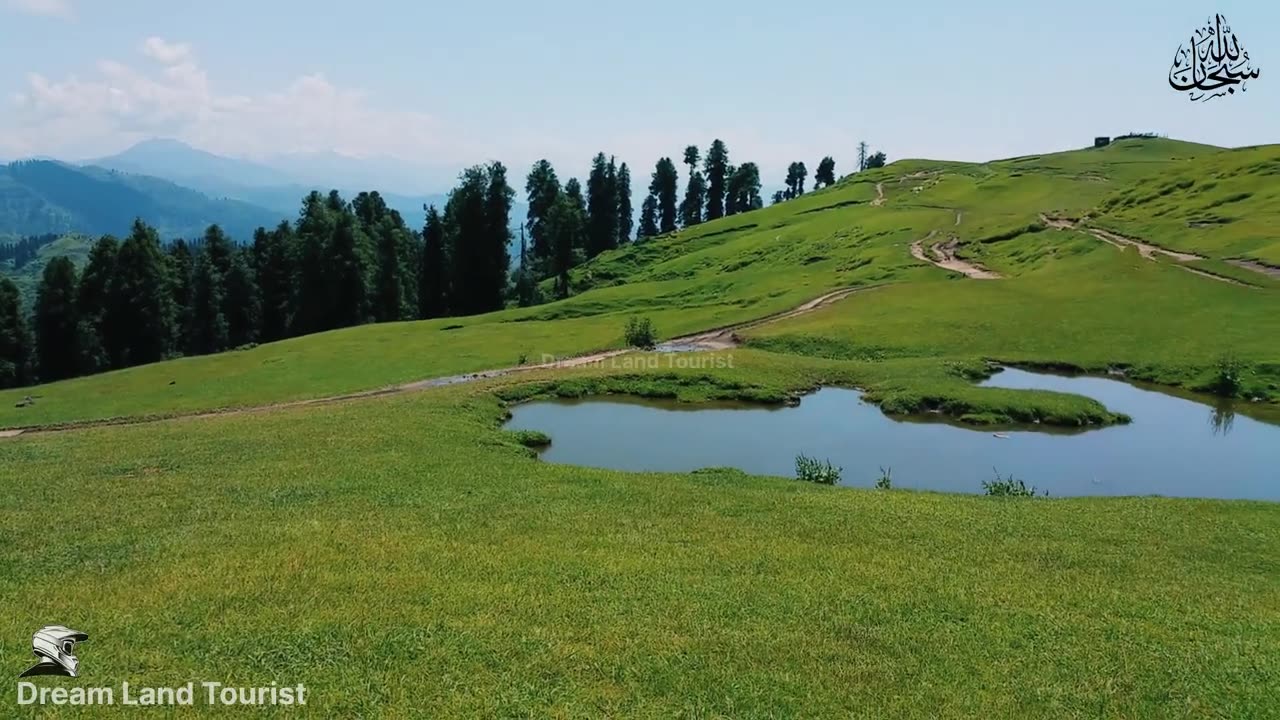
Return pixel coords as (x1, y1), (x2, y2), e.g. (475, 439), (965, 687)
(1040, 214), (1202, 261)
(1227, 259), (1280, 279)
(910, 231), (1001, 279)
(2, 286), (879, 438)
(871, 183), (886, 206)
(1038, 214), (1257, 286)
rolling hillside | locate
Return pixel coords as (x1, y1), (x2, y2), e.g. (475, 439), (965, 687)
(3, 137), (1278, 428)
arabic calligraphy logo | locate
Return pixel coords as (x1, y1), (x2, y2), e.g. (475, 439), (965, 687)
(1169, 14), (1261, 101)
(19, 625), (89, 678)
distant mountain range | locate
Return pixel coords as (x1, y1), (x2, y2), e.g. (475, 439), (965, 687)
(86, 139), (527, 232)
(1, 139), (531, 244)
(0, 159), (287, 242)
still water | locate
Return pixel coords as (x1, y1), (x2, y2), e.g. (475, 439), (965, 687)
(503, 369), (1280, 500)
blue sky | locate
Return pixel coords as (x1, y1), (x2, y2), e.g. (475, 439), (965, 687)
(1, 0), (1275, 192)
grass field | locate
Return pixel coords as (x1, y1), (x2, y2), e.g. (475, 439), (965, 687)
(3, 138), (1279, 717)
(3, 367), (1277, 718)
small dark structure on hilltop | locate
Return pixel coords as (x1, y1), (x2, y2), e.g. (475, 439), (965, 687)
(1094, 136), (1111, 148)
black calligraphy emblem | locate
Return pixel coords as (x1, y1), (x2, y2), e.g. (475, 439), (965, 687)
(1168, 14), (1261, 101)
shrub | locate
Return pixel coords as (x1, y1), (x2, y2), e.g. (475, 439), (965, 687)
(508, 430), (552, 449)
(982, 468), (1041, 497)
(623, 316), (658, 349)
(795, 454), (842, 485)
(1214, 354), (1245, 397)
(875, 466), (893, 489)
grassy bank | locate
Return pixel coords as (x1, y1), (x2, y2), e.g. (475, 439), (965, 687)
(2, 374), (1277, 718)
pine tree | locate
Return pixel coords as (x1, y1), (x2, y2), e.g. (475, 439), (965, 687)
(293, 191), (338, 335)
(419, 205), (448, 318)
(524, 160), (561, 263)
(513, 226), (538, 307)
(680, 145), (706, 228)
(586, 152), (620, 258)
(328, 210), (372, 328)
(726, 163), (763, 215)
(547, 193), (585, 298)
(202, 225), (235, 281)
(704, 140), (730, 220)
(225, 246), (261, 347)
(255, 221), (295, 342)
(638, 195), (659, 239)
(0, 278), (30, 388)
(76, 235), (118, 374)
(564, 178), (585, 213)
(444, 164), (510, 316)
(166, 239), (194, 352)
(857, 142), (869, 172)
(865, 151), (887, 169)
(649, 158), (679, 234)
(187, 246), (228, 355)
(372, 214), (414, 322)
(615, 162), (633, 244)
(815, 156), (836, 188)
(563, 178), (586, 252)
(106, 220), (175, 367)
(34, 256), (80, 382)
(482, 161), (515, 311)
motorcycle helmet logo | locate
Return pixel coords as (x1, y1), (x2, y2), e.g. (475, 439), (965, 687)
(20, 625), (89, 678)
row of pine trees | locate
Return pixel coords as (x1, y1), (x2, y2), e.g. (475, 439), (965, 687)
(1, 138), (883, 388)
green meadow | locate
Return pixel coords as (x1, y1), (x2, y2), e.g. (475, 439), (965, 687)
(3, 138), (1280, 716)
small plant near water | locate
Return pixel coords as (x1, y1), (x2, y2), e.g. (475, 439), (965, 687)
(623, 316), (658, 349)
(875, 466), (893, 489)
(982, 467), (1042, 497)
(795, 454), (842, 485)
(1213, 353), (1245, 397)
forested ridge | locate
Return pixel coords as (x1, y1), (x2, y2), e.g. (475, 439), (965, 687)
(0, 139), (883, 388)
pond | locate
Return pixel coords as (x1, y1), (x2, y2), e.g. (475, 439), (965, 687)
(503, 368), (1280, 500)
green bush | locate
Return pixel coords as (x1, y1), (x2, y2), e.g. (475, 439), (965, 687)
(1214, 354), (1245, 397)
(795, 454), (842, 485)
(875, 466), (893, 490)
(982, 468), (1041, 497)
(623, 316), (658, 349)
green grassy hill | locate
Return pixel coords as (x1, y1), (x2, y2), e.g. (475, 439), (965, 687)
(0, 233), (94, 308)
(2, 138), (1278, 717)
(7, 137), (1277, 428)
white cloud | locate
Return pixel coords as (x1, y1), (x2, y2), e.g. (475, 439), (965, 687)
(140, 37), (192, 65)
(4, 0), (74, 19)
(2, 37), (475, 176)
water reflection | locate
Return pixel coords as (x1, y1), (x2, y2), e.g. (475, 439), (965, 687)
(1209, 402), (1236, 436)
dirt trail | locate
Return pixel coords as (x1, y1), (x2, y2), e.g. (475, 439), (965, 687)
(1178, 267), (1253, 287)
(910, 231), (1001, 280)
(871, 183), (885, 206)
(1038, 213), (1259, 286)
(1227, 259), (1280, 279)
(2, 287), (877, 438)
(1040, 214), (1203, 261)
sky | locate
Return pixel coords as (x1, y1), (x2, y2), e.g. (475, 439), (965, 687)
(0, 0), (1275, 193)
